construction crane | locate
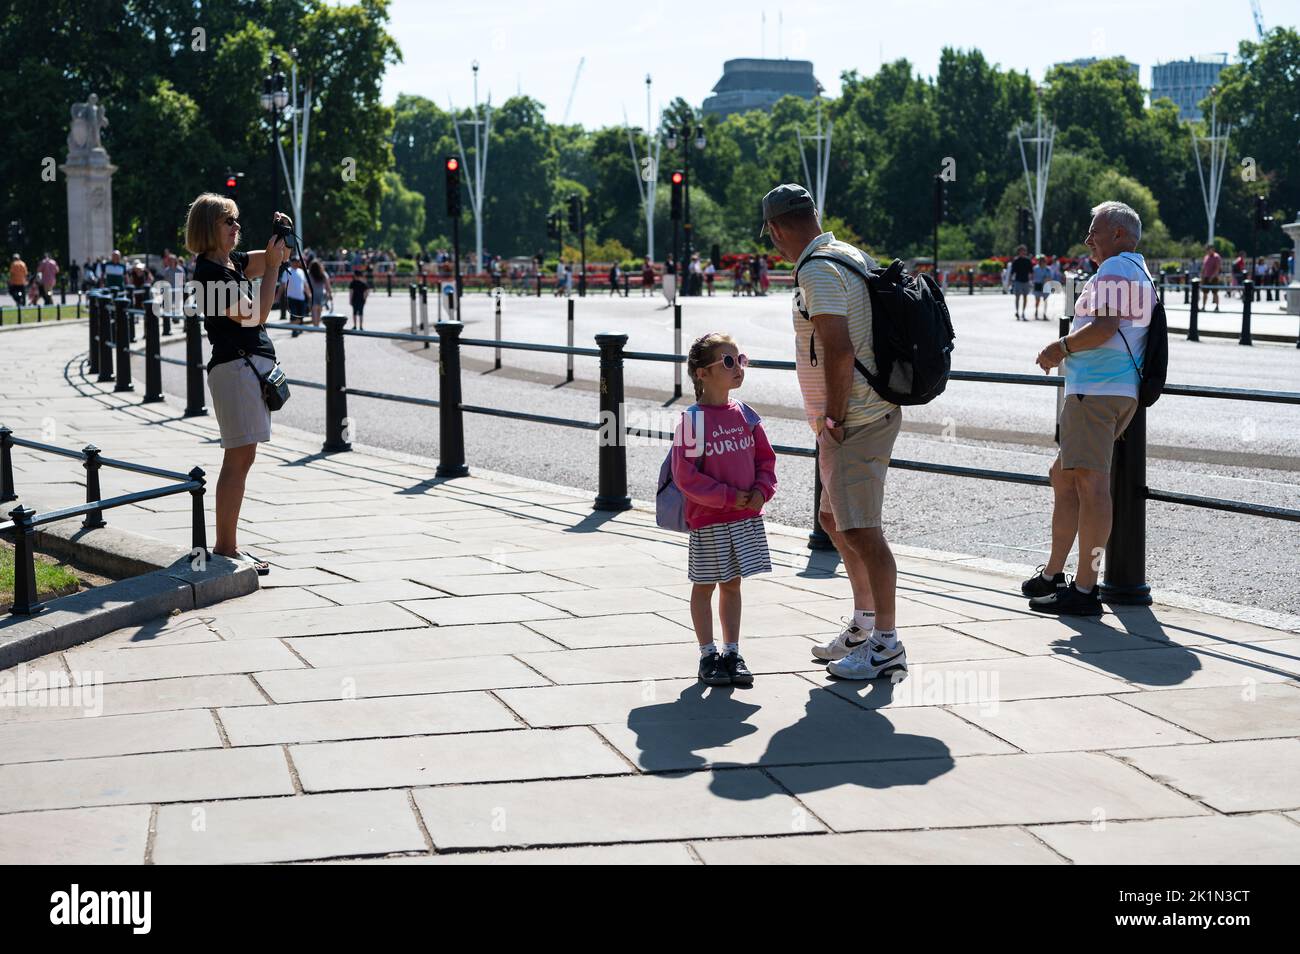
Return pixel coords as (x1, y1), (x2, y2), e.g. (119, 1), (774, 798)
(561, 57), (585, 125)
(1250, 0), (1266, 38)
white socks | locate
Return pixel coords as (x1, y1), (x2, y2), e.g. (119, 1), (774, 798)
(872, 627), (899, 649)
(699, 642), (716, 657)
(700, 642), (740, 656)
(853, 609), (875, 631)
(723, 642), (739, 655)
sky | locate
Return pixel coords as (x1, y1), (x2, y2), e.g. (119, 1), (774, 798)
(379, 0), (1279, 129)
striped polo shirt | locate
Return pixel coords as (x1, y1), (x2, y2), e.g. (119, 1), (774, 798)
(792, 232), (897, 433)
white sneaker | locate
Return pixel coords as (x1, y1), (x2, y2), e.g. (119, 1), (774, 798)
(811, 619), (871, 661)
(827, 636), (908, 681)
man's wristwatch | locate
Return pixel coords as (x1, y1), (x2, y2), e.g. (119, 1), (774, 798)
(1058, 336), (1071, 355)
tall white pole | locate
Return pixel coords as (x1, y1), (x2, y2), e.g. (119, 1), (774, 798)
(625, 77), (660, 263)
(1191, 95), (1231, 247)
(1016, 94), (1055, 257)
(276, 58), (311, 241)
(796, 98), (832, 214)
(452, 63), (491, 277)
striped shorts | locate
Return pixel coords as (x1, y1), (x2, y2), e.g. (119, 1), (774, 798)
(687, 516), (772, 583)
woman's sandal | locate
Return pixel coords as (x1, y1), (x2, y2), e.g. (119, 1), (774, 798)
(226, 550), (271, 576)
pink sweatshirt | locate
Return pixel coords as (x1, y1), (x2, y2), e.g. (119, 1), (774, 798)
(670, 400), (778, 530)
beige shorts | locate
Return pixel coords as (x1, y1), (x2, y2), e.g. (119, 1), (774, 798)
(1058, 394), (1137, 472)
(208, 355), (275, 449)
(817, 409), (902, 530)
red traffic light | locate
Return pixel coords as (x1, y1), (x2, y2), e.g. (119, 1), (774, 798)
(446, 158), (460, 172)
(671, 171), (684, 184)
(225, 177), (237, 188)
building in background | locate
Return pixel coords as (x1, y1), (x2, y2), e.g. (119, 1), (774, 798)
(1053, 56), (1141, 80)
(1151, 54), (1229, 121)
(702, 59), (822, 118)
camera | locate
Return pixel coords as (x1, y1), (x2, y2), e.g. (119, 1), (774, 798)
(272, 214), (297, 248)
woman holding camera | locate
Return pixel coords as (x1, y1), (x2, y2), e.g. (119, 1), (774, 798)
(184, 193), (290, 575)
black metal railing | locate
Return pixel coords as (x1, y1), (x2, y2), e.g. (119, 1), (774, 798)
(0, 426), (207, 616)
(131, 299), (1300, 608)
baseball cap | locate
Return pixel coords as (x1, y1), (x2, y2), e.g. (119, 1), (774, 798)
(759, 183), (815, 237)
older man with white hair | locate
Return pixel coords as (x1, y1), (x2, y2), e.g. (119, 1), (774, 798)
(1023, 201), (1153, 615)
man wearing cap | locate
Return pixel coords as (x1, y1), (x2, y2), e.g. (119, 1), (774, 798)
(761, 183), (908, 682)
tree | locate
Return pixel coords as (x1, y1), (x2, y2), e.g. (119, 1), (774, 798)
(369, 171), (424, 255)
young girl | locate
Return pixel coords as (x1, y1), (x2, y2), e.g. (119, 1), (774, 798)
(672, 333), (778, 687)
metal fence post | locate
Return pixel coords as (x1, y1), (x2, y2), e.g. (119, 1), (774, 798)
(113, 297), (134, 392)
(1100, 406), (1151, 606)
(1183, 273), (1190, 304)
(419, 284), (430, 349)
(87, 293), (100, 375)
(323, 313), (352, 453)
(0, 426), (15, 502)
(1240, 279), (1253, 345)
(435, 321), (469, 478)
(8, 505), (42, 615)
(189, 466), (208, 557)
(143, 298), (163, 402)
(409, 283), (417, 335)
(566, 298), (575, 383)
(494, 291), (502, 370)
(595, 332), (632, 511)
(1188, 278), (1200, 342)
(536, 270), (542, 297)
(82, 444), (106, 529)
(387, 271), (392, 296)
(809, 448), (835, 550)
(183, 313), (207, 416)
(968, 269), (975, 295)
(673, 303), (683, 400)
(97, 295), (115, 382)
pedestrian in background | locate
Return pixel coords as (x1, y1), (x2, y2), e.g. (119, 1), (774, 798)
(8, 253), (28, 305)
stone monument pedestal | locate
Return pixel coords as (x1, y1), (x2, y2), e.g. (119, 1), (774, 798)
(1282, 213), (1300, 317)
(61, 95), (116, 267)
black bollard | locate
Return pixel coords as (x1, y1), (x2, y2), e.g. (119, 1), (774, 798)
(1240, 279), (1253, 345)
(673, 304), (683, 400)
(1188, 278), (1200, 341)
(113, 297), (134, 392)
(143, 300), (163, 402)
(0, 426), (15, 502)
(97, 295), (115, 382)
(87, 293), (100, 376)
(1183, 273), (1190, 304)
(419, 284), (430, 349)
(808, 448), (835, 551)
(968, 268), (975, 295)
(387, 271), (392, 296)
(1100, 406), (1151, 606)
(434, 321), (469, 479)
(594, 332), (632, 512)
(82, 445), (106, 530)
(183, 314), (207, 416)
(7, 506), (42, 615)
(323, 314), (352, 453)
(189, 467), (208, 558)
(494, 293), (502, 370)
(566, 298), (575, 383)
(409, 283), (417, 335)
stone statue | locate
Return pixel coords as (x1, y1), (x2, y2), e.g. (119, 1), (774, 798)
(68, 94), (109, 154)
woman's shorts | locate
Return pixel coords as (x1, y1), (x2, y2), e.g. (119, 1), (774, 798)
(208, 355), (275, 449)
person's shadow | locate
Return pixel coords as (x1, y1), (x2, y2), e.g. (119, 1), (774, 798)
(624, 679), (954, 801)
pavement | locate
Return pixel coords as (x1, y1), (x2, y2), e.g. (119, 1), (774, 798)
(2, 320), (1299, 864)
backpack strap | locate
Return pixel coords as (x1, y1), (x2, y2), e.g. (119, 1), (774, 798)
(735, 400), (762, 431)
(793, 252), (876, 382)
(1112, 253), (1156, 376)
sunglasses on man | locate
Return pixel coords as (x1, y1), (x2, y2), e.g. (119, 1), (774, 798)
(704, 353), (748, 370)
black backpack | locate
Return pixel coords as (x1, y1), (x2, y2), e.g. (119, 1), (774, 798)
(794, 253), (956, 406)
(1115, 253), (1168, 408)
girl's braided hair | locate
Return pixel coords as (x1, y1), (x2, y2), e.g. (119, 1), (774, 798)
(686, 332), (736, 401)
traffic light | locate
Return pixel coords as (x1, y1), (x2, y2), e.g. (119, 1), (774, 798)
(221, 172), (239, 201)
(1017, 207), (1030, 244)
(932, 176), (947, 225)
(1254, 195), (1273, 231)
(671, 170), (684, 221)
(445, 157), (461, 217)
(568, 194), (582, 233)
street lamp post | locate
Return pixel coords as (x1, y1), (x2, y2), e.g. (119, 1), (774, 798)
(261, 55), (289, 215)
(666, 124), (705, 294)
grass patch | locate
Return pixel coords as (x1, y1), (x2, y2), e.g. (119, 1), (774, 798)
(0, 540), (82, 610)
(0, 304), (88, 325)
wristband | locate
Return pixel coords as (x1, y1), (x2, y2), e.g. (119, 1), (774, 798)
(1059, 336), (1071, 355)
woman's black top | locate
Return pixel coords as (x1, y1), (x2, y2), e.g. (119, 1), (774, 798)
(193, 250), (277, 371)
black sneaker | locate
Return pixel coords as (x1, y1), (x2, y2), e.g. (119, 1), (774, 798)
(1030, 583), (1103, 616)
(699, 651), (731, 687)
(724, 651), (754, 687)
(1022, 565), (1065, 598)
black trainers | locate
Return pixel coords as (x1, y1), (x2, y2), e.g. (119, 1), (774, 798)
(1022, 565), (1066, 598)
(1030, 582), (1103, 616)
(699, 651), (731, 687)
(724, 651), (754, 687)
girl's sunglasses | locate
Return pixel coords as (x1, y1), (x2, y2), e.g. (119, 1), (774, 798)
(224, 217), (242, 230)
(705, 353), (748, 370)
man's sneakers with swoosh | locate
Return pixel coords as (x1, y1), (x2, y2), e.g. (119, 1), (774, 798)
(811, 619), (870, 661)
(826, 635), (908, 681)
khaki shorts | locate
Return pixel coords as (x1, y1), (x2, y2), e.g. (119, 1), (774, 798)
(817, 409), (902, 530)
(1058, 394), (1137, 472)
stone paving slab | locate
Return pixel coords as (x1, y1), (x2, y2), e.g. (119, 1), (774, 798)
(412, 770), (823, 849)
(1115, 683), (1300, 741)
(521, 613), (695, 650)
(691, 827), (1065, 864)
(517, 636), (823, 685)
(153, 790), (428, 864)
(0, 673), (267, 724)
(0, 747), (295, 813)
(354, 843), (700, 864)
(209, 602), (428, 640)
(1029, 813), (1300, 865)
(0, 707), (221, 764)
(284, 622), (559, 668)
(64, 639), (304, 684)
(1109, 738), (1300, 812)
(949, 696), (1205, 752)
(252, 655), (551, 704)
(0, 805), (152, 864)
